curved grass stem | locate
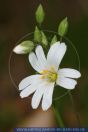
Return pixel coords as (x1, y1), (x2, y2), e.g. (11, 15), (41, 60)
(68, 91), (81, 127)
(53, 102), (65, 127)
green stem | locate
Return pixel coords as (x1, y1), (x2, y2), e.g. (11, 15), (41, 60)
(38, 23), (42, 30)
(68, 91), (81, 127)
(53, 103), (65, 127)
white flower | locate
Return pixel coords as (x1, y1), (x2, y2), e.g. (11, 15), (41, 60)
(19, 41), (81, 111)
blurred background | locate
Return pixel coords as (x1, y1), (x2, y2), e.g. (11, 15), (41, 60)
(0, 0), (88, 131)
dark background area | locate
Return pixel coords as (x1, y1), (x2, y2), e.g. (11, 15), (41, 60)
(0, 0), (88, 131)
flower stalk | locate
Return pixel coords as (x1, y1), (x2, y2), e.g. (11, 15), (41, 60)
(68, 91), (81, 126)
(53, 102), (65, 127)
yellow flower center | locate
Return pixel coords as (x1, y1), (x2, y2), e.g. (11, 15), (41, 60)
(41, 67), (57, 82)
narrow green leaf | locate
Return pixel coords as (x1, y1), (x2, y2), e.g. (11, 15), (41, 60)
(35, 4), (45, 25)
(34, 26), (42, 43)
(51, 35), (57, 45)
(58, 17), (68, 37)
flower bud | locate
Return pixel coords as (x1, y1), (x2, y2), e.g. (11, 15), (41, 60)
(13, 41), (34, 54)
(35, 4), (45, 25)
(58, 17), (68, 37)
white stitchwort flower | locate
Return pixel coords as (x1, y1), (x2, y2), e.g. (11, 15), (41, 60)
(19, 41), (81, 111)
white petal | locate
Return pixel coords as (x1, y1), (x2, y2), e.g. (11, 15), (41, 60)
(13, 45), (25, 54)
(29, 45), (47, 73)
(56, 76), (77, 89)
(42, 83), (55, 111)
(29, 52), (43, 73)
(31, 82), (47, 109)
(47, 41), (67, 71)
(19, 75), (41, 90)
(58, 68), (81, 78)
(20, 83), (37, 98)
(20, 77), (45, 98)
(35, 45), (47, 70)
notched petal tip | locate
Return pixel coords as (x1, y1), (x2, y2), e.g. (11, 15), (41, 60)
(56, 75), (77, 89)
(42, 97), (52, 111)
(19, 86), (23, 91)
(20, 93), (25, 98)
(72, 81), (77, 89)
(31, 103), (38, 109)
(31, 97), (37, 109)
(36, 44), (42, 49)
(42, 107), (48, 111)
(42, 103), (51, 111)
(28, 52), (35, 63)
(58, 68), (81, 79)
(71, 69), (81, 79)
(77, 71), (81, 78)
(50, 41), (60, 48)
(60, 42), (67, 49)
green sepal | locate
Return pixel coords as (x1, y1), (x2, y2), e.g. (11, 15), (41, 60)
(51, 35), (57, 45)
(34, 26), (42, 43)
(41, 31), (48, 46)
(20, 40), (34, 53)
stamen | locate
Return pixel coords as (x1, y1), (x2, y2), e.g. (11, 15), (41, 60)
(41, 67), (57, 82)
(41, 70), (48, 74)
